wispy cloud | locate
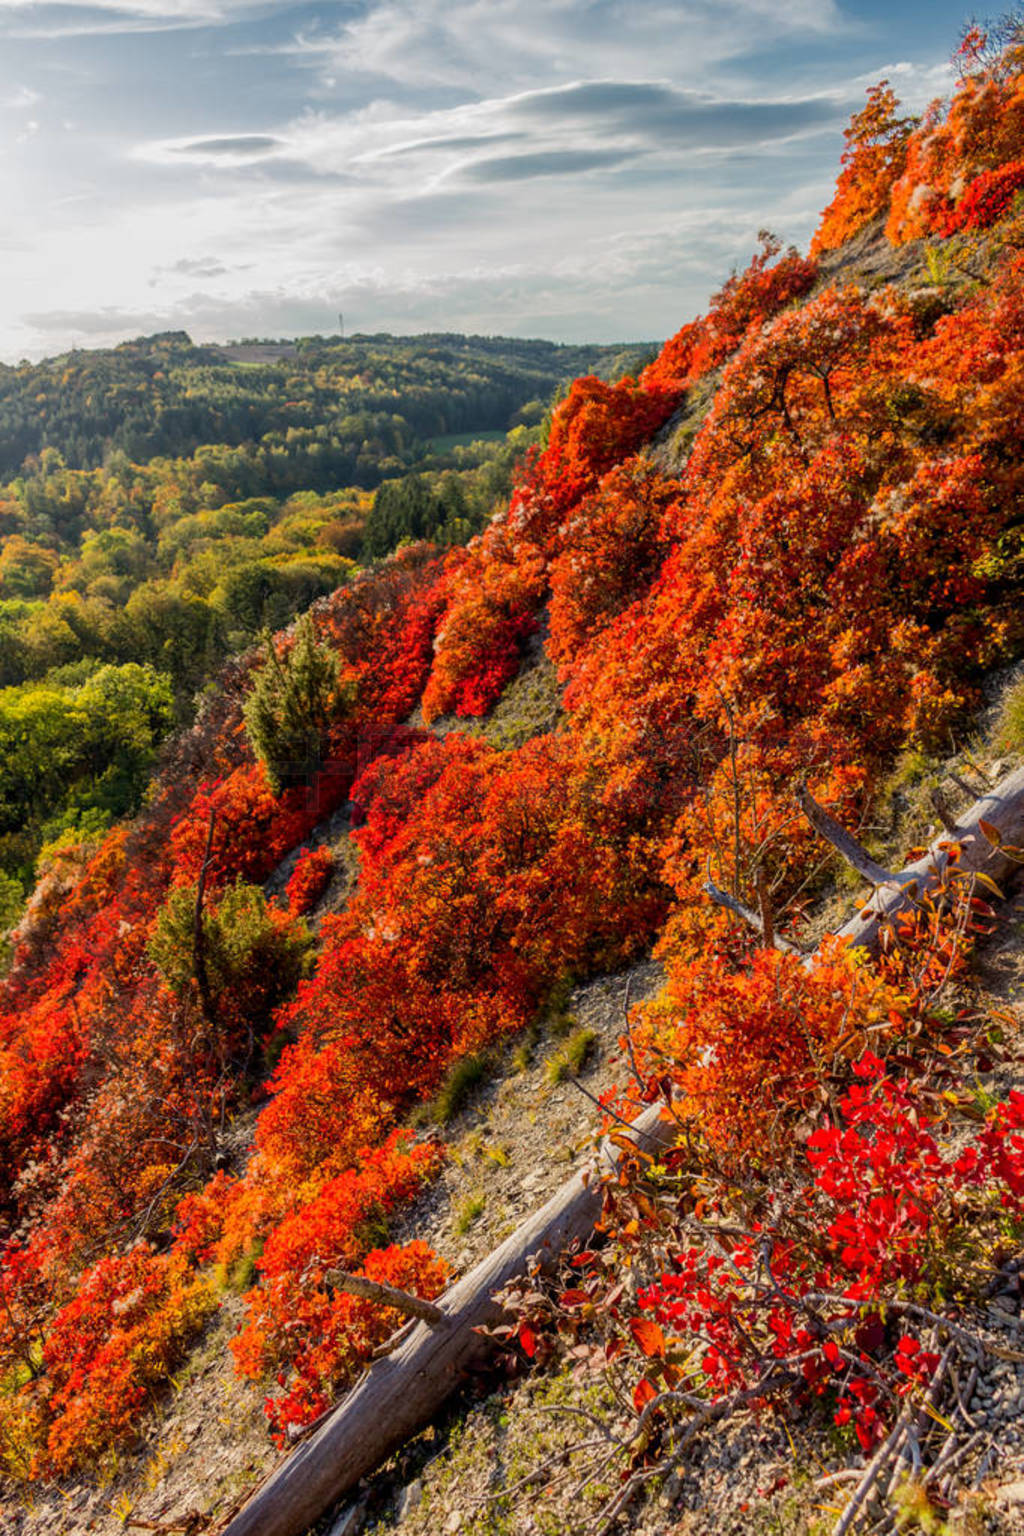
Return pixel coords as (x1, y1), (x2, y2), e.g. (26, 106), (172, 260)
(0, 0), (277, 30)
(140, 77), (843, 187)
(324, 0), (847, 92)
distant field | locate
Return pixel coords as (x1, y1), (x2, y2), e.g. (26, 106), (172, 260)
(429, 429), (508, 451)
(216, 342), (300, 365)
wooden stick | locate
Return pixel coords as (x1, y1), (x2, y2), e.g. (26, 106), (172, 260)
(324, 1271), (446, 1326)
(757, 866), (775, 951)
(703, 878), (802, 955)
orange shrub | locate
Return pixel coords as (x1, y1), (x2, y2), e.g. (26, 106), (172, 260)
(632, 943), (907, 1164)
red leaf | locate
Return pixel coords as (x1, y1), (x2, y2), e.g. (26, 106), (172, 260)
(518, 1324), (537, 1358)
(559, 1289), (590, 1308)
(633, 1377), (658, 1413)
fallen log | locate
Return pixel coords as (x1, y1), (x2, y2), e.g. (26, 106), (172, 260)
(219, 764), (1024, 1536)
(827, 762), (1024, 953)
(216, 1102), (673, 1536)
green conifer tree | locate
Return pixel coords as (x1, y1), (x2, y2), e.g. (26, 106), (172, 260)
(242, 612), (350, 794)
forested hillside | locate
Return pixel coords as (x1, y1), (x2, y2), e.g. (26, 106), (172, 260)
(6, 19), (1024, 1536)
(0, 332), (641, 480)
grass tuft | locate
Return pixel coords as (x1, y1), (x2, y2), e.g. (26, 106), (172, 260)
(545, 1026), (597, 1086)
(994, 674), (1024, 753)
(415, 1051), (492, 1126)
(453, 1191), (486, 1235)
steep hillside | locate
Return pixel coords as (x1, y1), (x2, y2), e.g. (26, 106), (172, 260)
(7, 21), (1024, 1536)
(0, 334), (649, 915)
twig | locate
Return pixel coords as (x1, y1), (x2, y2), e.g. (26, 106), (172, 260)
(930, 1427), (986, 1485)
(757, 865), (775, 951)
(703, 871), (802, 955)
(972, 1438), (997, 1488)
(127, 1517), (209, 1534)
(588, 1371), (796, 1535)
(947, 769), (984, 801)
(886, 1337), (951, 1499)
(832, 1401), (916, 1536)
(479, 1436), (613, 1507)
(834, 1344), (951, 1535)
(796, 1294), (988, 1355)
(619, 973), (645, 1091)
(323, 1271), (446, 1326)
(370, 1318), (418, 1360)
(930, 787), (960, 836)
(564, 1073), (670, 1147)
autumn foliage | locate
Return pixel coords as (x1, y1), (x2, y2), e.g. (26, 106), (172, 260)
(5, 21), (1024, 1492)
(285, 845), (334, 915)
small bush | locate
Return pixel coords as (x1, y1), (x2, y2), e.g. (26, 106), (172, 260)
(285, 844), (334, 915)
(453, 1192), (486, 1235)
(243, 612), (351, 794)
(149, 882), (313, 1035)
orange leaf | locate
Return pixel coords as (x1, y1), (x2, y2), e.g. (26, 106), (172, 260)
(629, 1316), (666, 1358)
(559, 1289), (590, 1308)
(633, 1377), (658, 1413)
(979, 818), (1003, 848)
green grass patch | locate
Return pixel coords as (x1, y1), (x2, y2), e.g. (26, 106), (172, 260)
(537, 973), (578, 1039)
(512, 1042), (533, 1073)
(545, 1026), (597, 1086)
(215, 1240), (263, 1295)
(417, 1051), (492, 1125)
(994, 674), (1024, 753)
(453, 1190), (486, 1235)
(483, 654), (565, 751)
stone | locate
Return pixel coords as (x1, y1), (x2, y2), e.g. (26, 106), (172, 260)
(398, 1479), (424, 1519)
(327, 1503), (365, 1536)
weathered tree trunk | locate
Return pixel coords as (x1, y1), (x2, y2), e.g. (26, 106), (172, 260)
(216, 1104), (670, 1536)
(218, 765), (1024, 1536)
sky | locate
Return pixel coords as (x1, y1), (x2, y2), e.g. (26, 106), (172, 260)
(0, 0), (973, 362)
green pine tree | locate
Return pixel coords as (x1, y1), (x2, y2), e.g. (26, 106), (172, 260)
(242, 613), (350, 794)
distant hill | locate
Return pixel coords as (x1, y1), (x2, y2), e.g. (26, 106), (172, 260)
(0, 330), (654, 482)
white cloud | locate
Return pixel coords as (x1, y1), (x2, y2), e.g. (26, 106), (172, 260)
(0, 0), (251, 17)
(1, 83), (40, 108)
